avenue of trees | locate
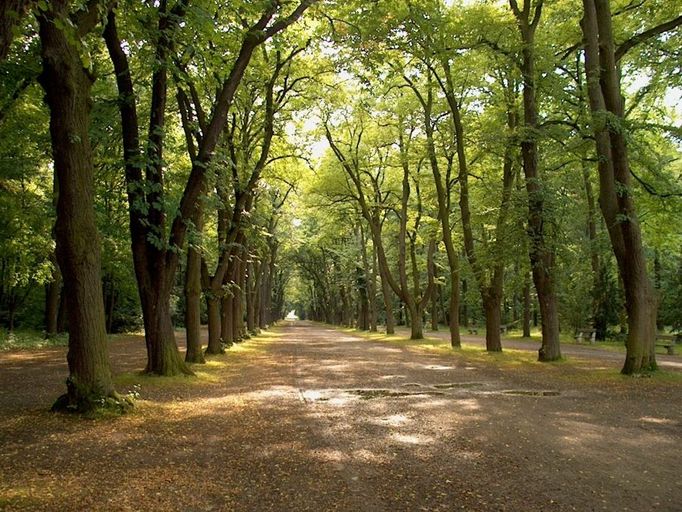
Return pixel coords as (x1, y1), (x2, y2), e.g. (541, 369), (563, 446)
(0, 0), (680, 412)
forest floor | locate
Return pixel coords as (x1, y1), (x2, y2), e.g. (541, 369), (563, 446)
(0, 321), (680, 511)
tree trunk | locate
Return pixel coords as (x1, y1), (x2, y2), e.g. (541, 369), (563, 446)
(44, 264), (61, 338)
(220, 293), (233, 346)
(184, 238), (205, 363)
(420, 82), (461, 348)
(582, 0), (658, 373)
(379, 267), (395, 334)
(103, 9), (191, 377)
(38, 2), (117, 411)
(522, 276), (531, 337)
(511, 0), (561, 361)
(57, 284), (68, 332)
(232, 256), (245, 342)
(408, 303), (424, 340)
(205, 294), (223, 353)
(246, 260), (256, 333)
(141, 285), (191, 375)
(482, 294), (503, 352)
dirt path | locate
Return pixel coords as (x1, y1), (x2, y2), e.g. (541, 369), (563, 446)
(0, 322), (680, 511)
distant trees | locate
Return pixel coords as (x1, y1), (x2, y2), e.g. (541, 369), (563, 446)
(291, 0), (681, 374)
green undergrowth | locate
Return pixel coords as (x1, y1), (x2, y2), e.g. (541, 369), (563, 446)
(0, 329), (68, 351)
(342, 327), (552, 367)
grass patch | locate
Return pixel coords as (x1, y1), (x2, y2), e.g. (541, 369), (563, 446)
(334, 325), (681, 383)
(113, 328), (284, 394)
(342, 326), (551, 367)
(0, 329), (68, 351)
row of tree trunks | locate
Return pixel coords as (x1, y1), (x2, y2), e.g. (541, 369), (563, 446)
(105, 1), (315, 376)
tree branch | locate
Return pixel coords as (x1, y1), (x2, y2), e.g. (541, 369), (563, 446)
(616, 14), (682, 61)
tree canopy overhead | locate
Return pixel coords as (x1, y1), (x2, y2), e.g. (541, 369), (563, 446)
(0, 0), (680, 411)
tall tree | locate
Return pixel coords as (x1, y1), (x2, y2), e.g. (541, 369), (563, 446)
(580, 0), (681, 373)
(509, 0), (561, 361)
(37, 0), (119, 412)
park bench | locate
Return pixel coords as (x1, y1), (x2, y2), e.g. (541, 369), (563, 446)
(574, 327), (596, 344)
(656, 334), (679, 355)
(467, 327), (478, 335)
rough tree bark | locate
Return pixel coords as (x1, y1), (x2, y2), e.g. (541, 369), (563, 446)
(38, 0), (118, 412)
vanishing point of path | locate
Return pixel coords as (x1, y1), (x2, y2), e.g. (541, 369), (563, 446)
(1, 321), (680, 511)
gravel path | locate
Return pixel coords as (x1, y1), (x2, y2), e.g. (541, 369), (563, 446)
(0, 321), (680, 511)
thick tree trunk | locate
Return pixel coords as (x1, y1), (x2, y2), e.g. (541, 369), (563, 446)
(408, 304), (424, 340)
(220, 293), (233, 346)
(104, 10), (191, 377)
(38, 3), (118, 411)
(483, 294), (503, 352)
(582, 0), (657, 373)
(141, 285), (191, 375)
(57, 285), (68, 332)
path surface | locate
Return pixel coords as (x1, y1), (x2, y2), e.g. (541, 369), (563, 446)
(0, 321), (680, 511)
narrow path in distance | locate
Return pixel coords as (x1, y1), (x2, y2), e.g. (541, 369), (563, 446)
(0, 321), (680, 511)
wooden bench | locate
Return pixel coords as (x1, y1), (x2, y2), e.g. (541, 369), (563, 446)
(656, 335), (678, 355)
(574, 327), (596, 344)
(467, 327), (478, 335)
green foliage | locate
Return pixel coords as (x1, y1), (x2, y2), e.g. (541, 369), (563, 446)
(1, 0), (680, 351)
(0, 329), (68, 351)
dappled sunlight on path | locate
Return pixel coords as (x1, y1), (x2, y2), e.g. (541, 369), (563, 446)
(0, 321), (680, 511)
